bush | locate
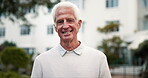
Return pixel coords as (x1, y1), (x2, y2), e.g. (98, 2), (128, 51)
(0, 71), (21, 78)
(98, 36), (123, 65)
(20, 74), (30, 78)
(0, 41), (16, 52)
(1, 47), (30, 71)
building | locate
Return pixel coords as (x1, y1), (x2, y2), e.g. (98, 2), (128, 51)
(0, 0), (148, 63)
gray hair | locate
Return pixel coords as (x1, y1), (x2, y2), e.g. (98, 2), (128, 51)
(51, 1), (81, 23)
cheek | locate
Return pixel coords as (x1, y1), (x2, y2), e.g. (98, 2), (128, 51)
(75, 24), (80, 31)
(75, 23), (80, 29)
(55, 26), (61, 32)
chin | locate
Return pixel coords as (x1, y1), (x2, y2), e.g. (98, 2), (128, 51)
(62, 38), (73, 42)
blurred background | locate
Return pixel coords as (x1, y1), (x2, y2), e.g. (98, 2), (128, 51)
(0, 0), (148, 78)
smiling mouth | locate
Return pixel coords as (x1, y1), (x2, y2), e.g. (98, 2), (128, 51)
(62, 30), (73, 34)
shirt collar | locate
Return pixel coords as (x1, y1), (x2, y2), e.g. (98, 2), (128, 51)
(58, 42), (84, 57)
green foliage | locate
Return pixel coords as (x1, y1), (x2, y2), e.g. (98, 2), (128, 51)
(1, 47), (30, 71)
(20, 74), (30, 78)
(98, 36), (123, 65)
(0, 71), (30, 78)
(0, 0), (60, 23)
(105, 52), (118, 65)
(97, 22), (119, 33)
(133, 40), (148, 78)
(1, 41), (16, 47)
(134, 40), (148, 58)
(98, 36), (123, 54)
(98, 40), (110, 53)
(0, 41), (16, 51)
(0, 71), (21, 78)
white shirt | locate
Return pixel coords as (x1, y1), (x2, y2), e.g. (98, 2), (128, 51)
(31, 43), (111, 78)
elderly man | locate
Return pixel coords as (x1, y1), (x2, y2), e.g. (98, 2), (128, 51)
(31, 1), (111, 78)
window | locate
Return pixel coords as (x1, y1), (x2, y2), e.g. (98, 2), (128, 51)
(67, 0), (84, 9)
(143, 20), (148, 30)
(106, 20), (119, 25)
(21, 26), (30, 35)
(106, 20), (120, 32)
(0, 27), (5, 37)
(23, 48), (35, 54)
(143, 0), (148, 7)
(47, 25), (54, 34)
(106, 0), (118, 8)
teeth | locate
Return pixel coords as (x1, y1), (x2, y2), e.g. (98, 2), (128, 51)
(62, 30), (72, 34)
(62, 31), (68, 34)
(64, 32), (68, 34)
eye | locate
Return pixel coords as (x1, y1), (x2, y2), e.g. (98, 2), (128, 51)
(67, 18), (74, 23)
(56, 20), (64, 25)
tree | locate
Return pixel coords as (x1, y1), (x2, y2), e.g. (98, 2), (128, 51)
(0, 41), (16, 51)
(1, 47), (30, 72)
(1, 41), (16, 47)
(98, 36), (123, 65)
(97, 22), (119, 33)
(134, 40), (148, 78)
(0, 0), (60, 24)
(0, 71), (21, 78)
(134, 40), (148, 59)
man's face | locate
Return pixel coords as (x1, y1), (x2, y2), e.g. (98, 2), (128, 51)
(55, 7), (82, 42)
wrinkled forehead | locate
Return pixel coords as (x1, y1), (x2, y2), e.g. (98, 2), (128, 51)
(55, 6), (76, 19)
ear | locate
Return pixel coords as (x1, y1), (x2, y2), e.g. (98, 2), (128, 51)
(78, 20), (82, 29)
(54, 24), (58, 32)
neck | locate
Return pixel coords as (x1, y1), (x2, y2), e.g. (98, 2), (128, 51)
(60, 40), (80, 51)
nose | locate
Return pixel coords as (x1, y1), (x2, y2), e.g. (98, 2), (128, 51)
(62, 20), (69, 29)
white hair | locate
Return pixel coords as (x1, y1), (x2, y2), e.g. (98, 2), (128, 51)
(51, 1), (81, 23)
